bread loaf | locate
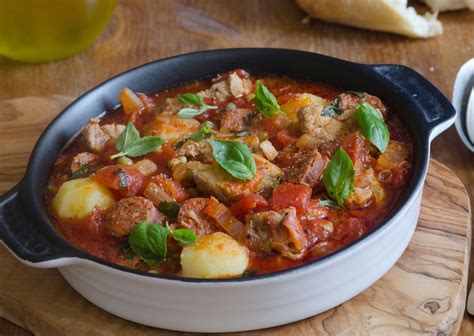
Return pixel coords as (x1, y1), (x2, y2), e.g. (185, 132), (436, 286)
(297, 0), (443, 38)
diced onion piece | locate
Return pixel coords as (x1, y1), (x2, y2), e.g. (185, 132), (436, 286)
(377, 141), (410, 170)
(202, 197), (243, 238)
(143, 182), (173, 206)
(295, 133), (319, 149)
(52, 177), (114, 219)
(259, 140), (278, 161)
(119, 87), (144, 114)
(180, 232), (249, 278)
(133, 159), (157, 176)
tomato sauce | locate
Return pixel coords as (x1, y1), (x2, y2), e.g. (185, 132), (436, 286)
(46, 71), (413, 277)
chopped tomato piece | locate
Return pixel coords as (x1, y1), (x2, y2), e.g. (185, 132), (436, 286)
(92, 165), (145, 198)
(230, 194), (269, 220)
(341, 132), (367, 164)
(274, 129), (298, 149)
(150, 175), (189, 203)
(270, 183), (312, 214)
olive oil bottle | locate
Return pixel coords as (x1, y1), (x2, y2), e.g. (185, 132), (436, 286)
(0, 0), (116, 63)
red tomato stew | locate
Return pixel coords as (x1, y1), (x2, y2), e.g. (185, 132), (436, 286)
(46, 70), (413, 278)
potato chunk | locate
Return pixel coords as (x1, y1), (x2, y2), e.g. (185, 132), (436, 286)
(181, 232), (249, 278)
(52, 177), (115, 219)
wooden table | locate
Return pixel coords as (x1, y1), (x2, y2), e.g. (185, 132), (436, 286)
(0, 0), (473, 334)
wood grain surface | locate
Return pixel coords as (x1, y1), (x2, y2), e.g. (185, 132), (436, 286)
(0, 0), (473, 334)
(0, 95), (470, 335)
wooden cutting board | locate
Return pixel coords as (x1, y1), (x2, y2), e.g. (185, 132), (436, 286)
(0, 96), (471, 335)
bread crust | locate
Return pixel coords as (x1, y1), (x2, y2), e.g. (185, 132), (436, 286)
(297, 0), (443, 38)
(422, 0), (474, 11)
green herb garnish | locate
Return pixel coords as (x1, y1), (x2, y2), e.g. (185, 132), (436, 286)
(113, 168), (129, 190)
(253, 80), (282, 117)
(158, 201), (180, 218)
(111, 122), (164, 159)
(70, 163), (96, 179)
(177, 93), (218, 118)
(129, 221), (196, 266)
(172, 229), (197, 245)
(166, 222), (197, 245)
(355, 101), (389, 153)
(322, 147), (355, 207)
(129, 221), (169, 266)
(189, 121), (213, 142)
(211, 139), (256, 181)
(321, 96), (344, 117)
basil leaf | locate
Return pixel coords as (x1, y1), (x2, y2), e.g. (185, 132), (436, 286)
(129, 221), (169, 266)
(178, 93), (204, 106)
(172, 229), (196, 245)
(211, 139), (256, 180)
(122, 136), (164, 157)
(159, 201), (180, 218)
(113, 168), (129, 190)
(321, 105), (345, 117)
(111, 122), (164, 159)
(177, 93), (217, 118)
(116, 122), (140, 152)
(70, 163), (96, 179)
(189, 121), (213, 142)
(321, 96), (344, 117)
(355, 101), (389, 153)
(253, 80), (282, 117)
(177, 105), (218, 118)
(322, 147), (355, 207)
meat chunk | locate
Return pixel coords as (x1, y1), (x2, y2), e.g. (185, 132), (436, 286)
(162, 97), (182, 115)
(338, 92), (387, 116)
(298, 94), (357, 145)
(191, 154), (282, 202)
(101, 124), (126, 139)
(219, 108), (253, 132)
(228, 72), (251, 97)
(82, 119), (109, 153)
(105, 196), (164, 237)
(346, 167), (385, 208)
(70, 152), (97, 174)
(82, 118), (126, 153)
(239, 207), (307, 259)
(178, 138), (214, 163)
(200, 71), (252, 103)
(277, 148), (329, 188)
(177, 198), (217, 236)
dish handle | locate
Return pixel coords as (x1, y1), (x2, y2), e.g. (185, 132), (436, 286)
(370, 64), (456, 142)
(0, 181), (76, 267)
